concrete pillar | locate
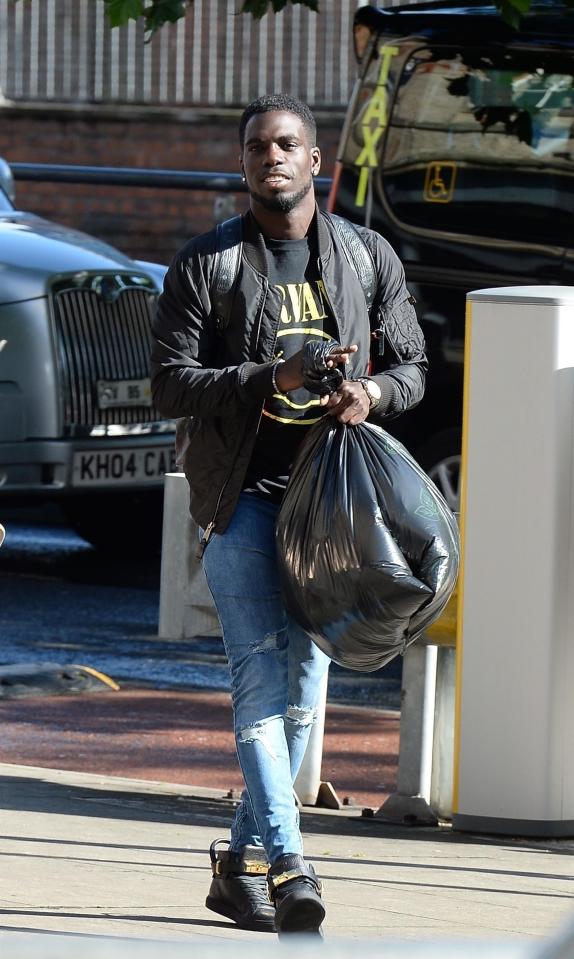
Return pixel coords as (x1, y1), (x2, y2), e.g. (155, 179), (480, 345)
(293, 670), (329, 806)
(430, 646), (456, 821)
(454, 287), (574, 837)
(158, 473), (220, 640)
(376, 643), (439, 825)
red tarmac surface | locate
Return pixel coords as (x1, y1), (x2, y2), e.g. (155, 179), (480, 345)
(0, 687), (399, 811)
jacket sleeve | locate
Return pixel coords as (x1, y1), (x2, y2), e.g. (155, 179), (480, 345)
(150, 247), (276, 420)
(360, 229), (428, 422)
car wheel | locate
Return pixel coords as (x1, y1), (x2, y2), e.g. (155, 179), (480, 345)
(415, 428), (462, 513)
(63, 491), (164, 556)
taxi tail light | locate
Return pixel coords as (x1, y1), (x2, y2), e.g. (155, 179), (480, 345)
(353, 21), (376, 64)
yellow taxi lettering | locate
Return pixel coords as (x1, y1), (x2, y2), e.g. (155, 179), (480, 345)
(362, 86), (387, 127)
(355, 44), (399, 207)
(377, 44), (399, 85)
(355, 125), (384, 168)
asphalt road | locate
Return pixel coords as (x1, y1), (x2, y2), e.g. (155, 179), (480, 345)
(0, 505), (402, 709)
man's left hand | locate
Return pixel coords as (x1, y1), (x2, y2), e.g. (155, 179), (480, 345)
(319, 380), (370, 425)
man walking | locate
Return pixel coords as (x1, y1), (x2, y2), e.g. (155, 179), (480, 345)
(150, 94), (427, 937)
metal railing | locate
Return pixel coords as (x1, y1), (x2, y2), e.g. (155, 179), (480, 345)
(10, 163), (332, 197)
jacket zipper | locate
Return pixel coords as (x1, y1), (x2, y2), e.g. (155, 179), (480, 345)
(196, 282), (269, 560)
(373, 309), (386, 358)
(196, 413), (257, 560)
(318, 257), (344, 346)
(196, 491), (224, 559)
(252, 279), (271, 440)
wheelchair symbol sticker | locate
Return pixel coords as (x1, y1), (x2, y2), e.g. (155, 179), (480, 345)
(424, 161), (457, 203)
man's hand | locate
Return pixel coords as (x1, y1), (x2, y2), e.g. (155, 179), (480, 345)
(274, 344), (358, 394)
(319, 380), (370, 425)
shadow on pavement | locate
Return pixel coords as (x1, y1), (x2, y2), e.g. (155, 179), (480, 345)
(0, 772), (528, 847)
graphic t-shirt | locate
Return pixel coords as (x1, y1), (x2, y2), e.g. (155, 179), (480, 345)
(243, 235), (338, 503)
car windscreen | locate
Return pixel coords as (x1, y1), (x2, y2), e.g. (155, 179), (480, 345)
(381, 47), (574, 247)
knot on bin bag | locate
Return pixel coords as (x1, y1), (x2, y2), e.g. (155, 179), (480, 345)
(301, 340), (344, 396)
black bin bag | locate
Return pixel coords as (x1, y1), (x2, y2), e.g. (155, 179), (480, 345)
(276, 417), (460, 672)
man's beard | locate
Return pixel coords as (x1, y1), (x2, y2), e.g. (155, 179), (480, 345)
(249, 176), (313, 213)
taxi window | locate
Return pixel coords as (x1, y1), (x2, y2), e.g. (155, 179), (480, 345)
(382, 48), (574, 247)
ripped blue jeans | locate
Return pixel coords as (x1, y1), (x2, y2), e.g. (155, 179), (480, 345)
(201, 492), (330, 865)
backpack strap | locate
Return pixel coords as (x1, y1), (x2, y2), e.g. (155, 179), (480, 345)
(329, 213), (378, 314)
(212, 215), (243, 328)
(213, 212), (377, 320)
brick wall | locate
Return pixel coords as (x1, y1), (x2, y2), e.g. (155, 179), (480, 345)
(0, 107), (343, 266)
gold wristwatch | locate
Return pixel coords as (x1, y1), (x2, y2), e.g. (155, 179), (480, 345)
(358, 377), (382, 409)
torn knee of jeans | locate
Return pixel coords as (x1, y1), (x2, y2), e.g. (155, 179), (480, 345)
(238, 719), (278, 760)
(248, 627), (287, 655)
(285, 704), (315, 727)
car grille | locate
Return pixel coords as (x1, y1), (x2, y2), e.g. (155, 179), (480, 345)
(52, 284), (160, 428)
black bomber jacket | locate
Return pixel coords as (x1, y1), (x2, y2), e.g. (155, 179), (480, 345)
(150, 207), (428, 537)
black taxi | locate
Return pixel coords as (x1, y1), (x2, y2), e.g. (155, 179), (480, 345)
(330, 0), (574, 508)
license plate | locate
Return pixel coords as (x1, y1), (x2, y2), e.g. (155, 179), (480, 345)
(72, 447), (176, 486)
(97, 378), (152, 409)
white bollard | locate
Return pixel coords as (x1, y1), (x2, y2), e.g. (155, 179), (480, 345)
(158, 473), (220, 640)
(293, 670), (329, 806)
(454, 287), (574, 837)
(376, 642), (439, 825)
(430, 645), (456, 821)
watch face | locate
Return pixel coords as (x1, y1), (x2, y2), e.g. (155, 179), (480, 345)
(364, 378), (381, 402)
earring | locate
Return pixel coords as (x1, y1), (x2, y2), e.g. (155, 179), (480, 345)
(241, 175), (246, 183)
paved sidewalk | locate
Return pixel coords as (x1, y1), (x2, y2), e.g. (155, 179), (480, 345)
(1, 763), (573, 951)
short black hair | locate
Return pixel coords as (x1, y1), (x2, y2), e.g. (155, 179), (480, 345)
(239, 94), (317, 148)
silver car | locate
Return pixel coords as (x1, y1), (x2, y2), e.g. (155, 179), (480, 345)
(0, 161), (174, 551)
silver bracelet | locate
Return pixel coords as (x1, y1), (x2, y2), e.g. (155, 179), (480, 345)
(271, 359), (285, 393)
